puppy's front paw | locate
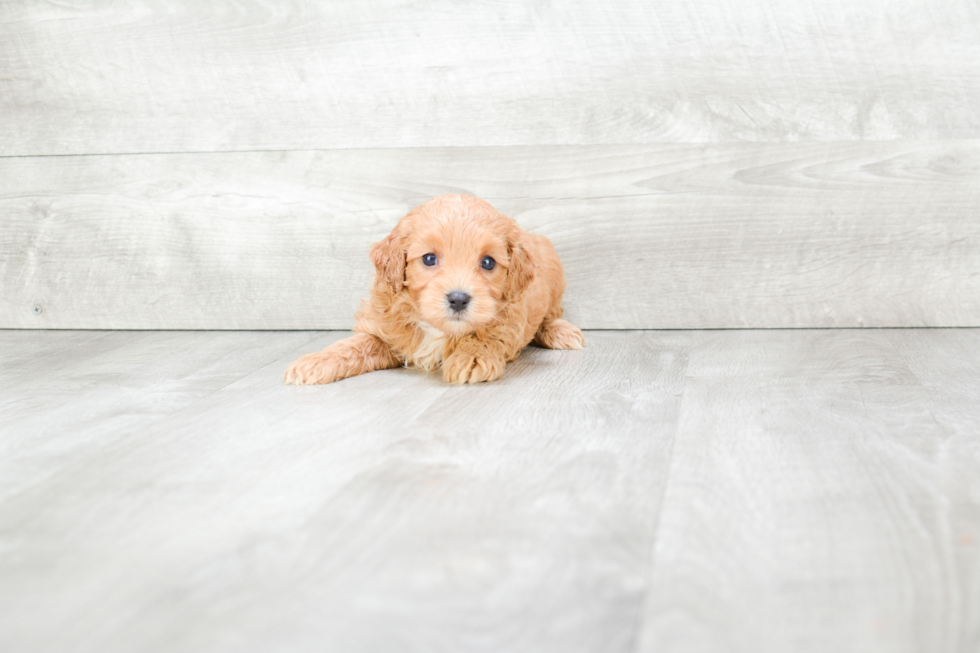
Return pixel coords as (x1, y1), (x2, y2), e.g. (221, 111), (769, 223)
(283, 352), (343, 385)
(442, 352), (505, 385)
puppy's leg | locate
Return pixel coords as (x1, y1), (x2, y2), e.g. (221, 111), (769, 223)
(284, 333), (400, 385)
(534, 318), (586, 350)
(442, 336), (508, 385)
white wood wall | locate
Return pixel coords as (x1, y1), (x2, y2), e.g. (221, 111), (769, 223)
(2, 0), (978, 329)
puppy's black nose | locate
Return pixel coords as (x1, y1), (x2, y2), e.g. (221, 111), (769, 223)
(447, 291), (471, 313)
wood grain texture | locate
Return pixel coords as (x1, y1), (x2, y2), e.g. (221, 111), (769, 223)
(1, 0), (978, 155)
(2, 141), (978, 329)
(637, 329), (980, 653)
(0, 329), (688, 652)
(1, 329), (978, 652)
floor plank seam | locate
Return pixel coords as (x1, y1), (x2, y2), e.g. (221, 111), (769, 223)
(624, 373), (687, 653)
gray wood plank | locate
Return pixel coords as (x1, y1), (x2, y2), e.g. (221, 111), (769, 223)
(637, 329), (980, 653)
(0, 330), (688, 653)
(2, 0), (978, 155)
(0, 330), (325, 503)
(3, 329), (979, 652)
(2, 141), (979, 330)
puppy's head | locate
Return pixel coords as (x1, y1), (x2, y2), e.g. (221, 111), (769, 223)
(370, 195), (534, 336)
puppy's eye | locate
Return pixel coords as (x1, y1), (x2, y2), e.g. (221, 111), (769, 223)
(422, 253), (437, 266)
(481, 256), (496, 271)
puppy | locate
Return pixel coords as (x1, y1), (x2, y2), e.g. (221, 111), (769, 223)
(284, 194), (584, 385)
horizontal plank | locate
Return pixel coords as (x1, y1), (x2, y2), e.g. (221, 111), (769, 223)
(2, 141), (979, 329)
(1, 0), (979, 155)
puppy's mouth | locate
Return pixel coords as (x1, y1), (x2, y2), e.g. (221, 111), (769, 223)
(433, 311), (485, 336)
(441, 313), (473, 331)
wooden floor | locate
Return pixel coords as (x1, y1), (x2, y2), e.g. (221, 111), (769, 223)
(1, 329), (978, 653)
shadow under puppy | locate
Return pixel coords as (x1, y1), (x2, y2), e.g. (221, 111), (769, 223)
(284, 194), (584, 385)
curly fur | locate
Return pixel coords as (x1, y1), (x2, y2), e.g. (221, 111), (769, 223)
(284, 194), (584, 385)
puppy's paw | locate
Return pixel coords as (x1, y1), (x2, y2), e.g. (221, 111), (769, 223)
(283, 352), (344, 385)
(535, 319), (586, 350)
(442, 352), (505, 385)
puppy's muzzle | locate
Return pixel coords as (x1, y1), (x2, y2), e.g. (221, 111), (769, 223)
(446, 291), (471, 313)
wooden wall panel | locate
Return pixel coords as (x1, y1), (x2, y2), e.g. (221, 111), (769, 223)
(2, 142), (978, 330)
(1, 0), (978, 155)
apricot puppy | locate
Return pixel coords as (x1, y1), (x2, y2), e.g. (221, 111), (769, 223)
(284, 194), (584, 385)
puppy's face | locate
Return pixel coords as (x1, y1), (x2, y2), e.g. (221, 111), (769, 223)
(404, 214), (510, 335)
(371, 196), (533, 336)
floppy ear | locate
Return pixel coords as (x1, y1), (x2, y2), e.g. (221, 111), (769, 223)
(505, 239), (535, 299)
(369, 230), (405, 292)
